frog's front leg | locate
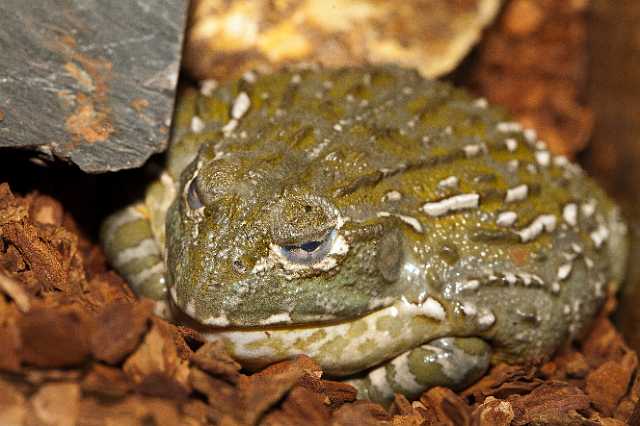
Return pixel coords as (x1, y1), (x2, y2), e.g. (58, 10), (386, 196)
(348, 337), (491, 404)
(101, 202), (167, 302)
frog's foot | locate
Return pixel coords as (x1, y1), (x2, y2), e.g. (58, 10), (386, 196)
(347, 337), (491, 404)
(101, 203), (167, 302)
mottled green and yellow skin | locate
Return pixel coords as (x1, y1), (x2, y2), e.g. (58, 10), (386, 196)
(102, 66), (627, 403)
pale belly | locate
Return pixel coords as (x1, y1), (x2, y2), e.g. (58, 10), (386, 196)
(198, 299), (460, 376)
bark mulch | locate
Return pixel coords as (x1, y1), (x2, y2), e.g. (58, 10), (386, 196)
(0, 183), (637, 425)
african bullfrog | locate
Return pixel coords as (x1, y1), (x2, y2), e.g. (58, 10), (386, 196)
(101, 66), (628, 403)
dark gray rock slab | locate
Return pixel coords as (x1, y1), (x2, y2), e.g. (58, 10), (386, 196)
(0, 0), (187, 173)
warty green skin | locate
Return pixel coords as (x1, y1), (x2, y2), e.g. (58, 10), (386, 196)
(101, 66), (628, 403)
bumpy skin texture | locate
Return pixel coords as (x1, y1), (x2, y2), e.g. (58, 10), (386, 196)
(102, 66), (627, 402)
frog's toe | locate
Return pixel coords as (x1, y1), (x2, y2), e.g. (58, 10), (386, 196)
(349, 337), (491, 404)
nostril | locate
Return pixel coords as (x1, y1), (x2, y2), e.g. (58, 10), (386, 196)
(232, 258), (247, 274)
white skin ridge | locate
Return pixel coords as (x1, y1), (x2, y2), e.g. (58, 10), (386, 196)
(505, 184), (528, 203)
(437, 176), (459, 190)
(563, 203), (578, 227)
(496, 211), (517, 227)
(377, 211), (424, 233)
(516, 214), (557, 243)
(422, 193), (480, 217)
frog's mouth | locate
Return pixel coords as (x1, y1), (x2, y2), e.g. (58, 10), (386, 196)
(169, 292), (448, 333)
(168, 293), (388, 331)
(171, 300), (375, 332)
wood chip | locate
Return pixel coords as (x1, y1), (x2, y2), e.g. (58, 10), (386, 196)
(81, 363), (131, 398)
(19, 305), (92, 368)
(586, 352), (638, 416)
(261, 386), (330, 426)
(297, 375), (358, 409)
(462, 364), (542, 403)
(90, 299), (153, 364)
(509, 382), (590, 425)
(190, 340), (241, 384)
(0, 320), (21, 371)
(0, 272), (30, 312)
(472, 396), (514, 426)
(331, 400), (392, 426)
(420, 387), (472, 426)
(123, 318), (191, 398)
(0, 377), (27, 426)
(30, 382), (80, 426)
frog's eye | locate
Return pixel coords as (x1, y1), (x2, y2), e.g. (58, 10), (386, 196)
(277, 229), (336, 265)
(187, 179), (203, 209)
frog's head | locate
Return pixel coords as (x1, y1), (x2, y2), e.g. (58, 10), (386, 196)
(165, 139), (412, 327)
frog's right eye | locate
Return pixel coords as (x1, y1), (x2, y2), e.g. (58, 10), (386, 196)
(276, 229), (336, 265)
(187, 179), (203, 209)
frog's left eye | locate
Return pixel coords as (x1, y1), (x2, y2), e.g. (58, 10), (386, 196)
(187, 179), (203, 209)
(277, 229), (336, 265)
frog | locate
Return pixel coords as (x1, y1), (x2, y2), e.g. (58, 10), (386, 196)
(101, 66), (628, 404)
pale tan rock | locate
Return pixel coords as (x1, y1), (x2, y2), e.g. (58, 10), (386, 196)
(184, 0), (502, 81)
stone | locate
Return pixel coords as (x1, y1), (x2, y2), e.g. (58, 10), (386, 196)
(0, 0), (187, 172)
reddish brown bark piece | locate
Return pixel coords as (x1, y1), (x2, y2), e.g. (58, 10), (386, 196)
(388, 395), (425, 426)
(509, 382), (591, 425)
(253, 354), (323, 379)
(90, 299), (153, 364)
(0, 377), (27, 425)
(614, 370), (640, 424)
(471, 396), (514, 426)
(189, 355), (312, 425)
(331, 400), (392, 426)
(261, 386), (331, 426)
(419, 387), (472, 426)
(76, 395), (186, 426)
(586, 352), (638, 416)
(0, 183), (28, 225)
(297, 375), (358, 409)
(462, 363), (542, 402)
(189, 367), (239, 422)
(81, 363), (131, 398)
(0, 184), (86, 296)
(582, 313), (630, 368)
(123, 318), (191, 399)
(82, 272), (136, 311)
(190, 340), (242, 384)
(237, 361), (309, 425)
(561, 351), (591, 379)
(30, 382), (81, 426)
(0, 320), (20, 371)
(19, 305), (93, 367)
